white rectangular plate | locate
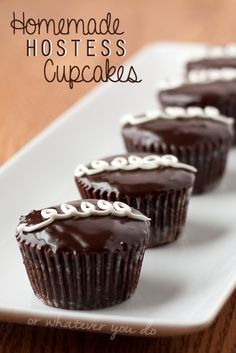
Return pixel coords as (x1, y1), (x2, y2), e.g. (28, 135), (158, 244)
(1, 42), (236, 337)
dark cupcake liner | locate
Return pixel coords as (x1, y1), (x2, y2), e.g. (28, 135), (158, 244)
(122, 135), (231, 194)
(77, 179), (192, 247)
(17, 241), (146, 310)
(215, 95), (236, 145)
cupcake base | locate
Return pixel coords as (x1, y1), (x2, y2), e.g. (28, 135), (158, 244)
(18, 242), (146, 310)
(216, 96), (236, 145)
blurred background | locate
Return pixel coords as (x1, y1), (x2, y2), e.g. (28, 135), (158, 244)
(1, 0), (236, 164)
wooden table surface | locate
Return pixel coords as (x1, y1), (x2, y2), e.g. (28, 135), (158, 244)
(1, 0), (236, 351)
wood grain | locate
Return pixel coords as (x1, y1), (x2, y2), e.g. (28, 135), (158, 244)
(1, 289), (236, 353)
(1, 0), (236, 351)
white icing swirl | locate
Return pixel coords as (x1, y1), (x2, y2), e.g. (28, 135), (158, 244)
(157, 67), (236, 90)
(207, 44), (236, 58)
(191, 43), (236, 60)
(157, 78), (184, 90)
(75, 154), (197, 178)
(121, 106), (233, 126)
(188, 68), (236, 83)
(18, 200), (149, 233)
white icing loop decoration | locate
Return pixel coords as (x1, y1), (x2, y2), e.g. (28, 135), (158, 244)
(113, 201), (130, 216)
(120, 106), (233, 126)
(18, 200), (149, 233)
(111, 157), (127, 168)
(188, 68), (236, 83)
(80, 201), (96, 216)
(190, 43), (236, 60)
(60, 203), (78, 216)
(156, 78), (184, 90)
(41, 208), (58, 219)
(96, 199), (113, 214)
(74, 154), (197, 178)
(161, 154), (178, 164)
(156, 68), (236, 90)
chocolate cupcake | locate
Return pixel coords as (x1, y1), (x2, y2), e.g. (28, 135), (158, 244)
(75, 154), (196, 247)
(16, 199), (150, 310)
(121, 107), (234, 194)
(186, 44), (236, 73)
(158, 70), (236, 144)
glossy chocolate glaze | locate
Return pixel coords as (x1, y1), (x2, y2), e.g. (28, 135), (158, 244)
(76, 153), (195, 195)
(122, 117), (234, 147)
(159, 80), (236, 108)
(186, 58), (236, 72)
(16, 200), (150, 253)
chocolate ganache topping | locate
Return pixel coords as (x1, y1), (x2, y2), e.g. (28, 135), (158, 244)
(75, 153), (196, 195)
(16, 199), (150, 253)
(159, 79), (236, 109)
(186, 58), (236, 72)
(122, 109), (234, 147)
(186, 43), (236, 72)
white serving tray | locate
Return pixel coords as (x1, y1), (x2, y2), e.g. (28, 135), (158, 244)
(1, 42), (236, 337)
